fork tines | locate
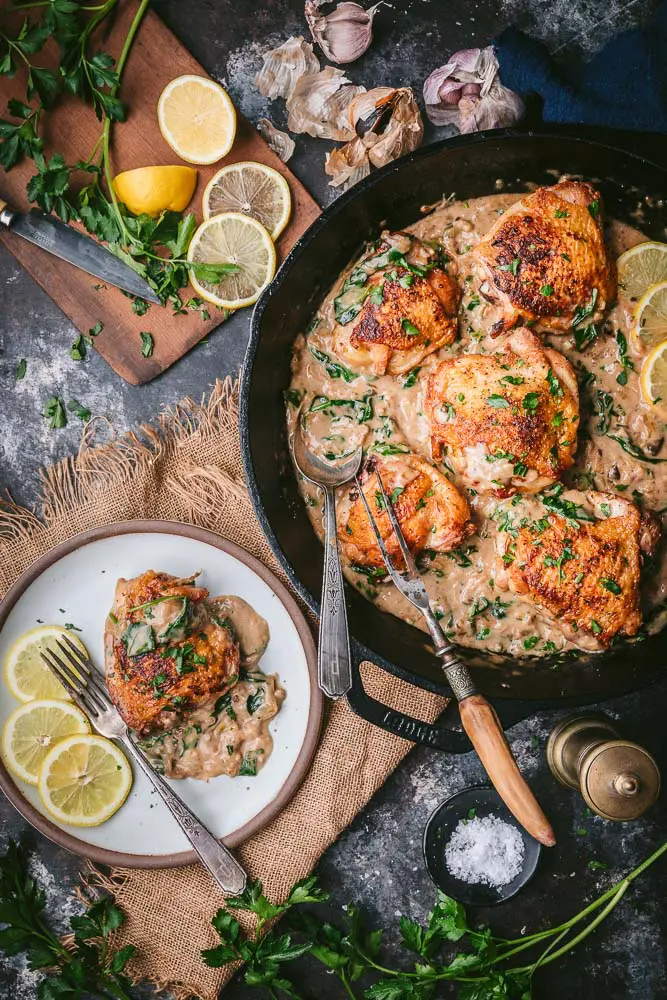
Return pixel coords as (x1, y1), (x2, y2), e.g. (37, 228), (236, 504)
(40, 637), (110, 720)
(356, 468), (420, 586)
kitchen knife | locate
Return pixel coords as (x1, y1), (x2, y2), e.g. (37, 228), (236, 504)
(0, 196), (161, 304)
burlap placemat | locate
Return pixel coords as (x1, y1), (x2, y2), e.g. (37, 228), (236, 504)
(0, 379), (447, 999)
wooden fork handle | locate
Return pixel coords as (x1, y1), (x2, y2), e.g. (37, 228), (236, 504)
(458, 693), (556, 847)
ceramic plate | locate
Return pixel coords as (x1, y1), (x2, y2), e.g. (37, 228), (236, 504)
(0, 521), (322, 867)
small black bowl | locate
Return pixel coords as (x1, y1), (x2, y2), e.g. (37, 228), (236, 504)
(423, 786), (542, 907)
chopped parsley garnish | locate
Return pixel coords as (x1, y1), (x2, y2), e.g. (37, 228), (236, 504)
(588, 199), (600, 218)
(401, 318), (420, 337)
(600, 577), (621, 595)
(554, 208), (569, 219)
(539, 486), (595, 527)
(544, 541), (575, 582)
(522, 392), (540, 411)
(498, 257), (520, 275)
(546, 369), (563, 398)
(402, 366), (421, 388)
(590, 619), (603, 635)
(487, 394), (510, 408)
(523, 636), (539, 650)
(140, 332), (154, 358)
(500, 374), (525, 386)
(540, 284), (554, 297)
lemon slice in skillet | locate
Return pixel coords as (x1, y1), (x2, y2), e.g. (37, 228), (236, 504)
(618, 241), (667, 301)
(640, 338), (667, 415)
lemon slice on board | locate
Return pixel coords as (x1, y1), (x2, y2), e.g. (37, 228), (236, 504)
(618, 241), (667, 301)
(4, 626), (88, 703)
(2, 699), (90, 785)
(632, 281), (667, 354)
(113, 165), (197, 217)
(187, 212), (276, 309)
(640, 338), (667, 415)
(38, 734), (132, 827)
(203, 161), (292, 240)
(157, 75), (236, 165)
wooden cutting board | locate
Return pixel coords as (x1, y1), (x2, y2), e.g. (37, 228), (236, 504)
(0, 3), (321, 385)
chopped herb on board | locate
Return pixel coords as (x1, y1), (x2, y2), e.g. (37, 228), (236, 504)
(140, 332), (154, 357)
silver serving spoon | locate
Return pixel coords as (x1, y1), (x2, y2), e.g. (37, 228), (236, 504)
(293, 418), (363, 698)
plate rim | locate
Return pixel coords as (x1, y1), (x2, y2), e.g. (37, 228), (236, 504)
(0, 519), (323, 868)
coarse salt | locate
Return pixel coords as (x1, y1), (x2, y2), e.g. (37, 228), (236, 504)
(445, 813), (525, 888)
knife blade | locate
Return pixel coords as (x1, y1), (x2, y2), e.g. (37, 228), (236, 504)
(0, 197), (161, 304)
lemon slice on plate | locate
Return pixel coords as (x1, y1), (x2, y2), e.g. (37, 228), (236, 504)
(187, 212), (276, 309)
(38, 734), (132, 827)
(203, 161), (291, 240)
(113, 165), (197, 217)
(633, 281), (667, 354)
(640, 338), (667, 415)
(618, 241), (667, 301)
(4, 625), (88, 703)
(158, 75), (236, 165)
(2, 699), (90, 785)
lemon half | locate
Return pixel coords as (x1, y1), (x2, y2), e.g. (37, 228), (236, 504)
(203, 161), (291, 240)
(4, 625), (88, 703)
(38, 734), (132, 827)
(618, 241), (667, 301)
(113, 165), (197, 217)
(2, 700), (90, 785)
(187, 212), (276, 309)
(158, 75), (236, 165)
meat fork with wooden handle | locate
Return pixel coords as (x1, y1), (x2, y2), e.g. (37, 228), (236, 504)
(357, 469), (556, 848)
(40, 637), (248, 894)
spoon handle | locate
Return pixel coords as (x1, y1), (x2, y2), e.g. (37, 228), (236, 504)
(318, 486), (352, 698)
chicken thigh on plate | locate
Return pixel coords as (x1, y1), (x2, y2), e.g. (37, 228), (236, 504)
(468, 180), (616, 335)
(337, 453), (475, 571)
(495, 489), (661, 648)
(332, 231), (460, 376)
(426, 328), (579, 496)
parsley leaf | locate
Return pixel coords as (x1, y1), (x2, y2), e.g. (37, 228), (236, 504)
(140, 331), (154, 357)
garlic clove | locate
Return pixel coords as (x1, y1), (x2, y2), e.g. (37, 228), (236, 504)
(257, 118), (296, 162)
(255, 36), (320, 100)
(305, 1), (381, 65)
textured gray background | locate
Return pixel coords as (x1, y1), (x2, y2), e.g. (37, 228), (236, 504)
(1, 1), (667, 998)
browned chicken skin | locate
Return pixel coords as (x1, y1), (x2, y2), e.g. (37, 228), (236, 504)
(337, 453), (475, 570)
(333, 232), (460, 375)
(468, 180), (616, 334)
(496, 490), (659, 647)
(426, 329), (579, 496)
(105, 570), (240, 734)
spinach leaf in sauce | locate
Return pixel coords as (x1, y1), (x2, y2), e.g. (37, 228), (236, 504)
(308, 346), (357, 383)
(123, 622), (156, 657)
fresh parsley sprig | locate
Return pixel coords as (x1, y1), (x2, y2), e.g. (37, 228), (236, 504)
(0, 839), (136, 1000)
(202, 841), (667, 999)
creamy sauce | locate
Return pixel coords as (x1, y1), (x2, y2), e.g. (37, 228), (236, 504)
(286, 192), (667, 659)
(140, 598), (284, 780)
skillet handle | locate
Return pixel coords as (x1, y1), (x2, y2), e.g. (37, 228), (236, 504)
(346, 657), (473, 754)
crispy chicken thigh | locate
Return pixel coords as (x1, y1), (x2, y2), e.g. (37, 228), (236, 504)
(105, 570), (240, 734)
(332, 232), (460, 376)
(496, 490), (660, 647)
(337, 453), (475, 571)
(426, 329), (579, 496)
(468, 180), (616, 334)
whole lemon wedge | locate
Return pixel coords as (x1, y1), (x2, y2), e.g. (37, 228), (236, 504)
(113, 165), (197, 217)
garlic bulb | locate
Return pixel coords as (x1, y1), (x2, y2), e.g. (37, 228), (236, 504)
(423, 46), (524, 133)
(286, 66), (365, 140)
(257, 118), (296, 162)
(305, 1), (381, 64)
(255, 36), (320, 100)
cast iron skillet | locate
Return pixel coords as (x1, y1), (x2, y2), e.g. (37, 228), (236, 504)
(240, 129), (667, 753)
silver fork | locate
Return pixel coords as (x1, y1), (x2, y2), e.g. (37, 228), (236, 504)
(356, 468), (555, 847)
(41, 637), (248, 894)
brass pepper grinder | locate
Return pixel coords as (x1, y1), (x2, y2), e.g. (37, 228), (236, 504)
(547, 713), (661, 821)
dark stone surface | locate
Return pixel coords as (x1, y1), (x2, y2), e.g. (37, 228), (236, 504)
(1, 1), (666, 998)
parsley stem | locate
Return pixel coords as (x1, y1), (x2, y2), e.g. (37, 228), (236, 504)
(101, 0), (150, 246)
(339, 971), (359, 1000)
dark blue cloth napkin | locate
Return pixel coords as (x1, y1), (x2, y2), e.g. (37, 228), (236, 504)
(495, 5), (667, 133)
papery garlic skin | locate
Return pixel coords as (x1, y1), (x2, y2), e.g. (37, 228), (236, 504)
(257, 118), (296, 162)
(287, 66), (365, 140)
(305, 1), (381, 64)
(255, 36), (320, 100)
(423, 46), (524, 133)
